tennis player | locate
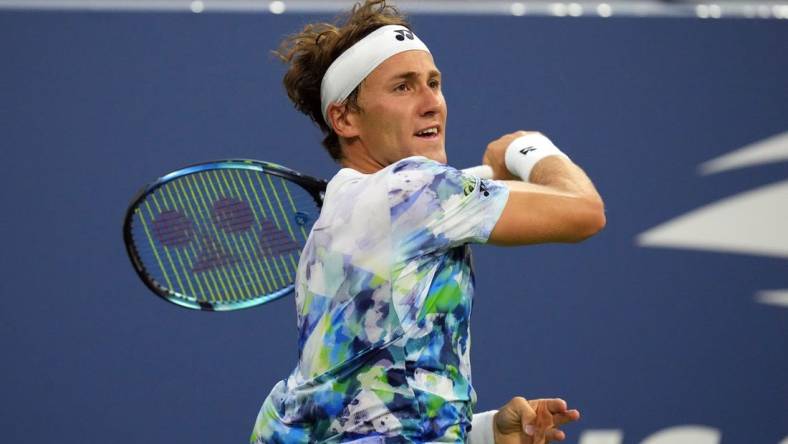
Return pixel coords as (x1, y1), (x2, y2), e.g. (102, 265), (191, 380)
(251, 1), (604, 443)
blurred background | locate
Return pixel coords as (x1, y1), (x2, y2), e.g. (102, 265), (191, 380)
(1, 1), (786, 443)
(3, 0), (788, 18)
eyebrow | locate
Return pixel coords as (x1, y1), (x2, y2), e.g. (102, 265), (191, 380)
(388, 69), (442, 83)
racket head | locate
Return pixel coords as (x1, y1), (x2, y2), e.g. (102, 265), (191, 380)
(123, 159), (325, 311)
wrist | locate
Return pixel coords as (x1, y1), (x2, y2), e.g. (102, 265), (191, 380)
(504, 133), (569, 181)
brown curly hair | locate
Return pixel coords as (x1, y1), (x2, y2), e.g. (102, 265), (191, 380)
(274, 0), (412, 161)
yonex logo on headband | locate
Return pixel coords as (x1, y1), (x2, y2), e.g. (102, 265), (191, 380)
(394, 29), (414, 41)
(320, 25), (431, 129)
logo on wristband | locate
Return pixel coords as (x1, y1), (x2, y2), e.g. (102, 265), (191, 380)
(519, 146), (537, 156)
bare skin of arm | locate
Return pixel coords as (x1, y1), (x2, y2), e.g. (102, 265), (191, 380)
(483, 131), (606, 245)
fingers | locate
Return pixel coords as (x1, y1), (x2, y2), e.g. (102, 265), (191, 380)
(530, 399), (581, 442)
(547, 428), (567, 442)
(530, 398), (581, 420)
(495, 396), (581, 443)
(553, 409), (581, 426)
(544, 409), (580, 442)
(508, 396), (537, 425)
(539, 398), (568, 413)
(494, 396), (538, 436)
(534, 400), (555, 428)
(490, 130), (541, 148)
(523, 399), (553, 443)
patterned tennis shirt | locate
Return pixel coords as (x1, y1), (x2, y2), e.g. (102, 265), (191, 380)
(251, 156), (509, 443)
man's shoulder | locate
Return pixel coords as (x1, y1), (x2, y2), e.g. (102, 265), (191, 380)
(383, 156), (458, 189)
(387, 155), (444, 175)
(324, 156), (454, 203)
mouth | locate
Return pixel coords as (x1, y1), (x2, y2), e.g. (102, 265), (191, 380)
(414, 125), (441, 140)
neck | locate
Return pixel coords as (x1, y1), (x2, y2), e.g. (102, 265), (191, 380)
(339, 140), (387, 174)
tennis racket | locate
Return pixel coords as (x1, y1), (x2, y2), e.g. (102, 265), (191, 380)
(123, 159), (492, 311)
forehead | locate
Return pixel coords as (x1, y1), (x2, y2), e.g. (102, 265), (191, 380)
(364, 50), (439, 85)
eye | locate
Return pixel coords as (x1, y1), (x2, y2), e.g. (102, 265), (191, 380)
(429, 78), (441, 89)
(394, 83), (410, 92)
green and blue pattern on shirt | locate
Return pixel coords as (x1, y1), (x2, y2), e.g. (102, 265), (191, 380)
(251, 157), (509, 443)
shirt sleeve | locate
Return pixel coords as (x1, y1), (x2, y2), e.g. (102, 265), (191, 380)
(387, 156), (509, 259)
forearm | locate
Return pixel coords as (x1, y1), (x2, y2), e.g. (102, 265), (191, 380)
(485, 130), (607, 245)
(528, 156), (603, 205)
(494, 156), (606, 244)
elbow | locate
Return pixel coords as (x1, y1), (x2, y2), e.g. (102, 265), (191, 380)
(586, 203), (607, 238)
(568, 197), (606, 243)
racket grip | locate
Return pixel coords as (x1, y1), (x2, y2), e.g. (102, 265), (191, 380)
(461, 165), (493, 179)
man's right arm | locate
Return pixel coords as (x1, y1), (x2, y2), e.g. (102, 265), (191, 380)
(484, 131), (606, 246)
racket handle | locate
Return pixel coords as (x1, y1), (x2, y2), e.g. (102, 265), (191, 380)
(461, 165), (493, 179)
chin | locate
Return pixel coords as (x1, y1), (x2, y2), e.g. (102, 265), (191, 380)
(414, 142), (447, 164)
(429, 151), (448, 164)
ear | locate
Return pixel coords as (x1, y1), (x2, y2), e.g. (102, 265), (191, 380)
(327, 102), (361, 139)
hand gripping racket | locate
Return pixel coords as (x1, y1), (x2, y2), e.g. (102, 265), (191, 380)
(123, 159), (492, 311)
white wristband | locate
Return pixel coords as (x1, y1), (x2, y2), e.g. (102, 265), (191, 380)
(504, 133), (569, 181)
(468, 410), (497, 444)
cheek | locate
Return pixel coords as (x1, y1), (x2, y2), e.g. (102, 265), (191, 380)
(373, 116), (403, 142)
(368, 106), (408, 137)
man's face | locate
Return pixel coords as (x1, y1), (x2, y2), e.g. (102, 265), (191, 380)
(352, 50), (447, 164)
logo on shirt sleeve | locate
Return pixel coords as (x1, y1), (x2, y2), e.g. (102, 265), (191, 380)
(462, 176), (476, 196)
(462, 176), (490, 197)
(479, 181), (490, 197)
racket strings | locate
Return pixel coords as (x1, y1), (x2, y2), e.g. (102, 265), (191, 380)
(143, 173), (291, 302)
(130, 167), (319, 309)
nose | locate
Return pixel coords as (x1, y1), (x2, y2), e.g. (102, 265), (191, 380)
(418, 84), (443, 117)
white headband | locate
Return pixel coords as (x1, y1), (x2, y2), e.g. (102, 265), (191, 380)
(320, 25), (430, 128)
